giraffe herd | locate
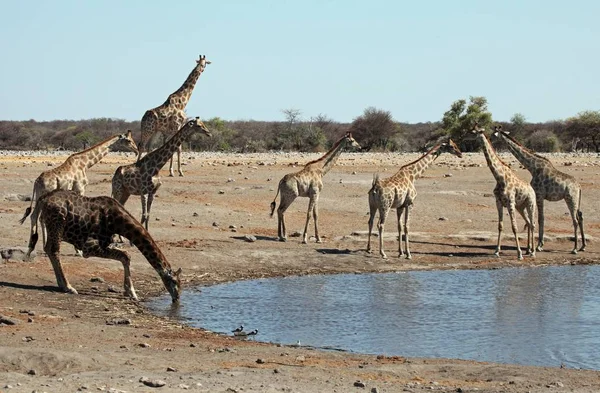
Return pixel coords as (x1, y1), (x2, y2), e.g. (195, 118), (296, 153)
(16, 55), (588, 303)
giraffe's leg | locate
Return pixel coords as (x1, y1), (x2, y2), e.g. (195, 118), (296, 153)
(81, 240), (138, 301)
(519, 207), (536, 257)
(578, 209), (586, 252)
(140, 194), (150, 231)
(378, 209), (389, 259)
(403, 205), (412, 260)
(302, 196), (316, 244)
(507, 203), (523, 260)
(277, 196), (295, 242)
(536, 197), (545, 252)
(494, 198), (504, 257)
(113, 190), (130, 243)
(312, 195), (322, 243)
(177, 145), (184, 177)
(146, 184), (161, 233)
(367, 198), (377, 254)
(44, 223), (77, 294)
(396, 207), (404, 258)
(565, 196), (580, 254)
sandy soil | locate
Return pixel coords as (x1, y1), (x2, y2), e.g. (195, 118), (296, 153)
(1, 150), (600, 393)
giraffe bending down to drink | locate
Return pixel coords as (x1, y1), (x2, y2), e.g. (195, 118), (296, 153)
(112, 118), (211, 234)
(473, 124), (536, 260)
(269, 132), (361, 243)
(367, 139), (463, 259)
(493, 126), (585, 254)
(19, 131), (138, 249)
(138, 54), (210, 177)
(26, 189), (182, 303)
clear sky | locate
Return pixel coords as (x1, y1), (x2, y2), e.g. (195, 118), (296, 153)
(1, 0), (599, 123)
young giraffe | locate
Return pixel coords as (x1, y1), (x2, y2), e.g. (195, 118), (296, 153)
(112, 117), (211, 234)
(493, 126), (585, 253)
(138, 55), (211, 177)
(26, 189), (182, 303)
(269, 132), (361, 243)
(472, 124), (536, 260)
(367, 139), (463, 259)
(19, 131), (138, 248)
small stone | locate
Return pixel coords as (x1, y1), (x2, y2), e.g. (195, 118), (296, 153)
(256, 358), (265, 364)
(273, 368), (279, 374)
(229, 224), (237, 229)
(138, 343), (150, 348)
(295, 355), (306, 362)
(438, 217), (448, 221)
(107, 286), (119, 293)
(178, 384), (190, 390)
(227, 178), (235, 182)
(189, 343), (197, 347)
(290, 231), (302, 237)
(244, 235), (257, 242)
(218, 190), (225, 194)
(139, 377), (165, 387)
(155, 217), (160, 221)
(166, 367), (177, 372)
(212, 222), (219, 227)
(27, 369), (37, 375)
(106, 318), (131, 325)
(444, 173), (453, 177)
(371, 388), (380, 393)
(192, 212), (199, 217)
(171, 223), (176, 227)
(354, 380), (366, 388)
(0, 315), (19, 325)
(28, 317), (34, 323)
(90, 277), (105, 283)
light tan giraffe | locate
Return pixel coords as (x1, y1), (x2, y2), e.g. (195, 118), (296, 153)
(19, 131), (138, 248)
(26, 189), (181, 302)
(269, 132), (361, 243)
(367, 139), (463, 259)
(112, 118), (211, 234)
(138, 55), (210, 177)
(472, 124), (536, 260)
(493, 126), (585, 254)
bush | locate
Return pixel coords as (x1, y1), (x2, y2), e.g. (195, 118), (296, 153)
(526, 130), (561, 152)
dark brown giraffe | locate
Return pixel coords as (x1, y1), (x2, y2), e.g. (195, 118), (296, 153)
(26, 189), (181, 303)
(269, 132), (361, 243)
(473, 124), (536, 260)
(112, 118), (211, 234)
(138, 55), (210, 177)
(367, 139), (463, 259)
(494, 125), (585, 253)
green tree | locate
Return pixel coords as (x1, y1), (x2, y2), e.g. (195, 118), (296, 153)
(510, 113), (527, 138)
(440, 96), (493, 151)
(564, 110), (600, 152)
(74, 130), (98, 149)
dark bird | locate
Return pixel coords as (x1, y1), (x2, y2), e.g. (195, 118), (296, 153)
(234, 328), (258, 337)
(231, 325), (244, 334)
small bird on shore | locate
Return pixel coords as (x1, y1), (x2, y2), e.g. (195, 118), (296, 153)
(231, 325), (244, 334)
(234, 328), (258, 337)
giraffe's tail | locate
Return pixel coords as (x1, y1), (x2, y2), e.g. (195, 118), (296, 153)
(269, 179), (283, 217)
(369, 174), (381, 194)
(19, 184), (37, 225)
(26, 197), (43, 259)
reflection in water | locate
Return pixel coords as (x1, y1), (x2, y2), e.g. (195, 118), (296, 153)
(148, 265), (600, 370)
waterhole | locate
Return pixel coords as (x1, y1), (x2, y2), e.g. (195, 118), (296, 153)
(148, 265), (600, 370)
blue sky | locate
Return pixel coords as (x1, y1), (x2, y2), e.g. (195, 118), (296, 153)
(1, 0), (599, 123)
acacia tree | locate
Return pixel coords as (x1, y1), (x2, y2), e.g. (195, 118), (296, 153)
(349, 107), (398, 151)
(440, 96), (493, 151)
(565, 110), (600, 152)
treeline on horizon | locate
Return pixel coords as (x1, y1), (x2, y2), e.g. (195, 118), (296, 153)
(1, 96), (599, 154)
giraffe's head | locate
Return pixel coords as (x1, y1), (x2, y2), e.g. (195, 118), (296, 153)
(186, 116), (212, 137)
(196, 55), (211, 72)
(492, 124), (508, 138)
(162, 267), (182, 303)
(343, 132), (361, 150)
(470, 123), (488, 142)
(111, 130), (139, 154)
(439, 139), (463, 158)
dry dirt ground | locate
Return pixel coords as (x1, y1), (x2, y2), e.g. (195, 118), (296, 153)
(1, 150), (600, 393)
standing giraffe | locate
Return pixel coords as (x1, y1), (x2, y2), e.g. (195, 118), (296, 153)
(112, 117), (211, 234)
(26, 189), (181, 302)
(269, 132), (361, 243)
(138, 54), (210, 177)
(472, 124), (536, 260)
(494, 126), (585, 253)
(19, 131), (138, 248)
(367, 139), (463, 259)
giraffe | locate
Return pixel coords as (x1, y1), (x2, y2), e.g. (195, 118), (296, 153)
(19, 131), (138, 249)
(25, 189), (182, 303)
(493, 126), (585, 254)
(472, 124), (536, 260)
(367, 139), (463, 259)
(138, 54), (211, 177)
(269, 132), (361, 243)
(112, 117), (211, 234)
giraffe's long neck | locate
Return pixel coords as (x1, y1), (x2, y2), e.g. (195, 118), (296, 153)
(71, 135), (121, 169)
(400, 144), (442, 181)
(314, 137), (347, 175)
(498, 133), (546, 172)
(115, 214), (175, 289)
(139, 123), (194, 175)
(167, 65), (203, 111)
(479, 135), (506, 183)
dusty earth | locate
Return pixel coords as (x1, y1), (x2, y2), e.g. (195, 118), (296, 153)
(1, 149), (600, 393)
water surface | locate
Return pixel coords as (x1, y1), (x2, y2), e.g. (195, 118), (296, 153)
(148, 265), (600, 370)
